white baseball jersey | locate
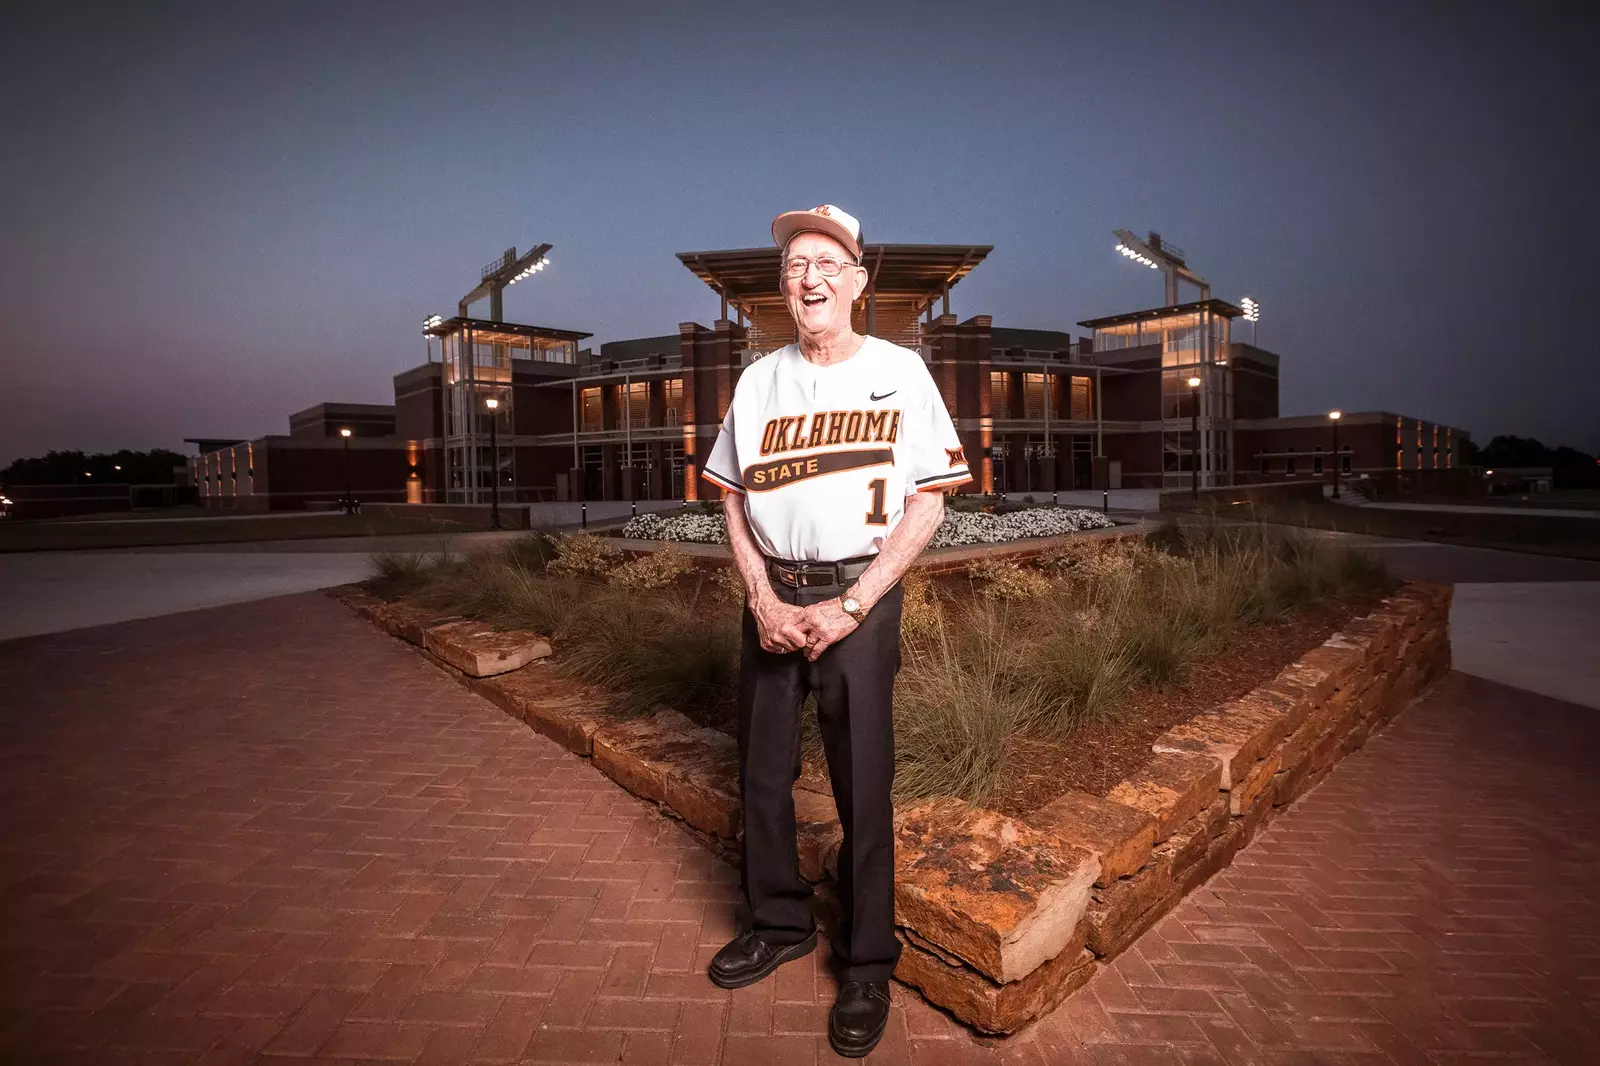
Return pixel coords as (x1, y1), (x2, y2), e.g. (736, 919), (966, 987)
(702, 336), (972, 562)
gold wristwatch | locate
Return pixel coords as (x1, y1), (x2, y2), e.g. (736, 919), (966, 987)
(840, 593), (869, 623)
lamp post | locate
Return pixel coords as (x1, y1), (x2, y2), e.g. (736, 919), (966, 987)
(1328, 409), (1342, 499)
(1187, 376), (1202, 499)
(339, 428), (352, 514)
(485, 397), (502, 530)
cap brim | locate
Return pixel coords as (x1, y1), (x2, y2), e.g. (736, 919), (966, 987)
(772, 211), (861, 261)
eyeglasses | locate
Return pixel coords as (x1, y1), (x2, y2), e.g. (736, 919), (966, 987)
(781, 255), (858, 279)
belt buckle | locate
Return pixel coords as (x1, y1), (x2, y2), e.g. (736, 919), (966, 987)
(802, 563), (836, 587)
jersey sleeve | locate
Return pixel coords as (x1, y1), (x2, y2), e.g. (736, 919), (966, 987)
(701, 404), (744, 494)
(905, 373), (973, 492)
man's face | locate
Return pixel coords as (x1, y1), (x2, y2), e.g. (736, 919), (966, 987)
(781, 232), (867, 338)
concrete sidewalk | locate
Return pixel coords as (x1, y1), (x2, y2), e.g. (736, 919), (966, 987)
(1450, 582), (1600, 709)
(0, 550), (374, 641)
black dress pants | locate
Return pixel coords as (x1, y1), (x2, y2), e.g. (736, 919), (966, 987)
(736, 579), (904, 983)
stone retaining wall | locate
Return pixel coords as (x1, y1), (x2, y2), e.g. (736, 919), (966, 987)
(331, 579), (1452, 1036)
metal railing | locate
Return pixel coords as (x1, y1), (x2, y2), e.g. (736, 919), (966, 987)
(991, 346), (1083, 363)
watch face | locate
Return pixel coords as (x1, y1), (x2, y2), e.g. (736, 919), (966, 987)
(843, 597), (861, 613)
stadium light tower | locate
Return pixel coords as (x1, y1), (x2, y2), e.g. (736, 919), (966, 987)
(1240, 297), (1260, 345)
(457, 244), (552, 320)
(1114, 230), (1210, 305)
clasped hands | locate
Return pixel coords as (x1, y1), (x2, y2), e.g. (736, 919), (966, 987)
(753, 595), (858, 661)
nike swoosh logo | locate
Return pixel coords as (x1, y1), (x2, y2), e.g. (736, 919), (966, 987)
(870, 391), (897, 401)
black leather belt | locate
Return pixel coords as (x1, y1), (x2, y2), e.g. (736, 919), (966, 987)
(767, 554), (876, 589)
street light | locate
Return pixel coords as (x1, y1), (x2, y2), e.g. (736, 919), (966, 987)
(1187, 376), (1202, 499)
(339, 427), (353, 514)
(484, 397), (502, 530)
(1328, 410), (1343, 499)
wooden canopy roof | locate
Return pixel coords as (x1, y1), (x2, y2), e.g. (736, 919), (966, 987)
(677, 244), (991, 350)
(1078, 298), (1244, 330)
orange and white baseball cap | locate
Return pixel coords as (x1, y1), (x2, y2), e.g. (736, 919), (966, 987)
(772, 204), (863, 261)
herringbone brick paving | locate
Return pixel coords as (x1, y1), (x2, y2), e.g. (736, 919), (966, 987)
(0, 593), (1595, 1063)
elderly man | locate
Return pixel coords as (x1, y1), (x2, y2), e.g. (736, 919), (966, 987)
(701, 205), (971, 1056)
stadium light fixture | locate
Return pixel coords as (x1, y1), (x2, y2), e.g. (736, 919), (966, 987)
(1114, 229), (1211, 304)
(1240, 296), (1260, 345)
(506, 255), (551, 286)
(1115, 243), (1160, 269)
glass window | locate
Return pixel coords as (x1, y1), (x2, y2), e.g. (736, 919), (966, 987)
(1070, 376), (1092, 420)
(663, 378), (684, 426)
(581, 388), (602, 432)
(1023, 374), (1048, 418)
(623, 381), (648, 428)
(990, 371), (1008, 418)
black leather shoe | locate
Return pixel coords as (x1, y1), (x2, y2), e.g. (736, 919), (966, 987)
(707, 929), (817, 989)
(829, 980), (891, 1058)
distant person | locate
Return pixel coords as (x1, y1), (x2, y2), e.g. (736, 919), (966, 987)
(701, 205), (971, 1057)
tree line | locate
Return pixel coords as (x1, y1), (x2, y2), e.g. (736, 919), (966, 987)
(1466, 436), (1599, 489)
(1, 449), (190, 486)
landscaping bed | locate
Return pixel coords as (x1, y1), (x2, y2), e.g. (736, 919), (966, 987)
(338, 523), (1452, 1035)
(618, 502), (1116, 548)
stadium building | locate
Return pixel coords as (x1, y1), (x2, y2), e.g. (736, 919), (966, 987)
(189, 235), (1470, 509)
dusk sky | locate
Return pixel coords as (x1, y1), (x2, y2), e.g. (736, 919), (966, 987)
(2, 1), (1594, 467)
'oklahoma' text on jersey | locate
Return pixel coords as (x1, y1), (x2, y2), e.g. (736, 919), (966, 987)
(703, 337), (972, 562)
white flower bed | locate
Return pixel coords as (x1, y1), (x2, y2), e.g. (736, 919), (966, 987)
(620, 507), (1113, 547)
(930, 507), (1113, 547)
(620, 511), (727, 543)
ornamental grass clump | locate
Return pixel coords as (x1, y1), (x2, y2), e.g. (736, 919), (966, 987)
(892, 599), (1050, 805)
(370, 521), (1391, 807)
(557, 585), (741, 728)
(886, 524), (1393, 801)
(369, 550), (436, 597)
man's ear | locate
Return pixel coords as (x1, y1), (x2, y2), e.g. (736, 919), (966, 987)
(852, 265), (870, 302)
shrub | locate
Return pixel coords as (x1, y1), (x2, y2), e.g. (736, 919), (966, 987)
(621, 511), (727, 543)
(967, 558), (1052, 601)
(898, 573), (941, 638)
(548, 534), (623, 577)
(608, 546), (695, 591)
(710, 565), (748, 605)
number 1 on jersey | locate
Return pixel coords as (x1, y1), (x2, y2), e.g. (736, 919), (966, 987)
(865, 478), (888, 526)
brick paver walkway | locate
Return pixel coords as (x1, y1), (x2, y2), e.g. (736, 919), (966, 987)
(1, 593), (1596, 1064)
